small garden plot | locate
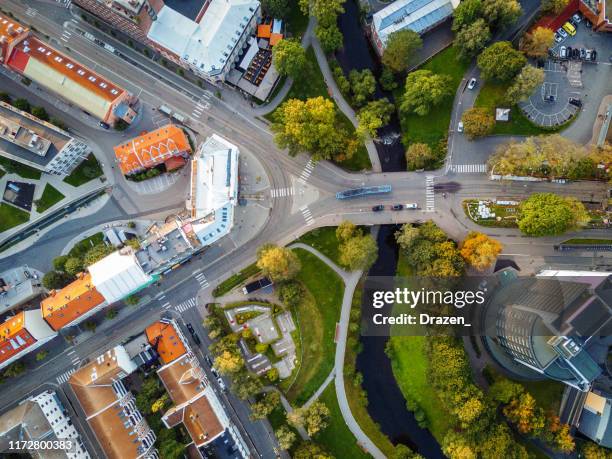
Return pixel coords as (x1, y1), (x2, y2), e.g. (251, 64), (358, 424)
(464, 199), (519, 228)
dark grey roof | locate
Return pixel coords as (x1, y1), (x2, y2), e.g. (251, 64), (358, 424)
(578, 398), (612, 448)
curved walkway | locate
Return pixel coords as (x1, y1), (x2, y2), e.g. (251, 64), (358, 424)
(289, 242), (386, 459)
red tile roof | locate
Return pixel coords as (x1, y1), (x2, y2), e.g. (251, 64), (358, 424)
(0, 312), (35, 365)
(146, 321), (187, 364)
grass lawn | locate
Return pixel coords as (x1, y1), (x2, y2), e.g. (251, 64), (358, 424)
(396, 46), (470, 165)
(212, 263), (261, 297)
(0, 168), (5, 179)
(296, 226), (340, 265)
(316, 384), (371, 459)
(35, 184), (65, 213)
(63, 154), (103, 187)
(67, 232), (104, 259)
(474, 81), (569, 136)
(286, 248), (344, 405)
(0, 157), (42, 180)
(266, 48), (371, 171)
(463, 199), (519, 228)
(563, 238), (612, 245)
(0, 203), (30, 233)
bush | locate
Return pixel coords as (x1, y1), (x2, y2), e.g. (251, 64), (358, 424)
(42, 270), (73, 290)
(31, 106), (49, 121)
(13, 98), (31, 112)
(105, 308), (118, 320)
(124, 295), (140, 306)
(114, 119), (129, 131)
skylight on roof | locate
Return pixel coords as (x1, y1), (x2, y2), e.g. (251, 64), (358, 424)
(77, 69), (85, 75)
(88, 76), (96, 82)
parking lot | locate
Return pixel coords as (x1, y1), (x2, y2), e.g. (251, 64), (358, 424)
(519, 14), (612, 128)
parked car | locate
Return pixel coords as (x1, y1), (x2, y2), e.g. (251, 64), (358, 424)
(554, 33), (564, 43)
(580, 48), (586, 59)
(405, 203), (419, 209)
(186, 323), (195, 334)
(391, 204), (403, 211)
(569, 97), (582, 107)
(591, 49), (597, 61)
(99, 121), (110, 129)
(467, 78), (477, 90)
(457, 121), (464, 133)
(572, 13), (582, 23)
(372, 205), (384, 212)
(217, 377), (227, 391)
(211, 367), (219, 378)
(585, 49), (592, 60)
(566, 46), (572, 58)
(563, 22), (576, 36)
(560, 46), (567, 59)
(557, 27), (568, 38)
(572, 48), (579, 59)
(192, 333), (201, 346)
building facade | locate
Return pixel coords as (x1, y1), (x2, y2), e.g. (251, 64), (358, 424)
(0, 101), (90, 176)
(580, 0), (612, 32)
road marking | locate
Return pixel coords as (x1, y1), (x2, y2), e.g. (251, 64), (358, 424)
(195, 272), (209, 288)
(450, 164), (487, 173)
(271, 187), (295, 198)
(61, 31), (72, 42)
(300, 205), (314, 226)
(26, 7), (37, 17)
(71, 356), (80, 365)
(56, 368), (76, 385)
(175, 297), (197, 313)
(162, 301), (172, 310)
(155, 292), (166, 300)
(67, 349), (76, 356)
(425, 176), (435, 212)
(298, 159), (315, 184)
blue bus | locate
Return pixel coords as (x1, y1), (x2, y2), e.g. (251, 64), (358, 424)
(336, 185), (392, 200)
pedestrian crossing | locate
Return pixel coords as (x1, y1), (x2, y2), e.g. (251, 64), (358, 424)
(57, 0), (72, 8)
(25, 7), (37, 17)
(161, 301), (172, 310)
(425, 176), (435, 212)
(56, 368), (76, 385)
(175, 297), (197, 313)
(298, 160), (315, 184)
(191, 100), (210, 119)
(271, 187), (294, 198)
(195, 272), (209, 288)
(61, 30), (72, 43)
(450, 164), (487, 174)
(300, 205), (314, 226)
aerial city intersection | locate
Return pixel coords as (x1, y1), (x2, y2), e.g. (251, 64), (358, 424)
(0, 0), (610, 458)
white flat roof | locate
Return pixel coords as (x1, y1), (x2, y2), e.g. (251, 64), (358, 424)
(147, 0), (259, 74)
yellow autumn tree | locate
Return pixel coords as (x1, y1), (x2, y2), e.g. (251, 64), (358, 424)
(460, 232), (503, 271)
(256, 244), (301, 282)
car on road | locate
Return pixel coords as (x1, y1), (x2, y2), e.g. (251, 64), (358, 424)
(211, 367), (219, 378)
(563, 22), (576, 36)
(591, 49), (597, 61)
(205, 355), (213, 367)
(99, 121), (110, 129)
(557, 27), (568, 38)
(554, 33), (563, 43)
(192, 333), (201, 345)
(572, 48), (579, 59)
(457, 121), (464, 133)
(567, 46), (573, 58)
(186, 323), (195, 334)
(585, 49), (592, 60)
(391, 204), (403, 211)
(372, 205), (384, 212)
(560, 46), (567, 59)
(580, 48), (586, 59)
(405, 203), (419, 209)
(572, 13), (582, 24)
(217, 377), (227, 391)
(467, 78), (477, 90)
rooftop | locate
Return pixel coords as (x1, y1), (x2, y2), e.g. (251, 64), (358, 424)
(0, 312), (34, 366)
(113, 124), (191, 175)
(7, 37), (126, 120)
(145, 321), (187, 364)
(0, 14), (28, 48)
(40, 273), (105, 331)
(0, 266), (42, 314)
(147, 0), (259, 75)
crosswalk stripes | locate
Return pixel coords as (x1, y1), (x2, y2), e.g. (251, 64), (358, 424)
(161, 301), (172, 310)
(26, 7), (37, 17)
(300, 205), (314, 226)
(56, 368), (76, 385)
(298, 159), (315, 184)
(175, 297), (197, 313)
(450, 164), (487, 174)
(191, 100), (210, 119)
(61, 31), (72, 42)
(425, 176), (435, 212)
(270, 187), (295, 198)
(195, 272), (209, 288)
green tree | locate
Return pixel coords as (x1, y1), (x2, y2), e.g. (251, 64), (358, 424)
(257, 244), (301, 281)
(3, 362), (26, 378)
(36, 350), (48, 361)
(288, 401), (331, 436)
(455, 19), (491, 59)
(275, 425), (297, 451)
(379, 67), (398, 91)
(42, 270), (73, 290)
(64, 257), (84, 276)
(250, 391), (281, 419)
(461, 107), (495, 139)
(395, 224), (421, 249)
(52, 255), (69, 271)
(272, 97), (357, 162)
(262, 0), (289, 18)
(348, 69), (376, 107)
(582, 441), (611, 459)
(339, 234), (378, 271)
(542, 0), (569, 14)
(303, 0), (345, 27)
(231, 369), (263, 399)
(0, 92), (11, 103)
(400, 70), (452, 116)
(477, 42), (526, 82)
(356, 98), (394, 139)
(31, 106), (49, 121)
(505, 65), (544, 105)
(277, 281), (303, 308)
(273, 39), (307, 78)
(13, 98), (31, 113)
(405, 142), (435, 170)
(124, 295), (140, 306)
(336, 220), (358, 242)
(84, 321), (97, 332)
(316, 24), (344, 53)
(517, 193), (589, 236)
(114, 119), (129, 131)
(158, 439), (185, 459)
(293, 441), (334, 459)
(214, 350), (244, 375)
(83, 243), (114, 266)
(489, 378), (524, 403)
(391, 444), (422, 459)
(381, 29), (423, 73)
(452, 0), (483, 32)
(521, 27), (555, 58)
(331, 62), (350, 96)
(50, 117), (68, 130)
(482, 0), (522, 29)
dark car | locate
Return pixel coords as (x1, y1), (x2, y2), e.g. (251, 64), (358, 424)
(569, 97), (582, 107)
(99, 121), (110, 129)
(192, 333), (201, 345)
(391, 204), (403, 211)
(205, 355), (213, 367)
(372, 205), (384, 212)
(580, 48), (586, 59)
(572, 48), (579, 59)
(591, 49), (597, 61)
(186, 323), (195, 334)
(433, 181), (461, 193)
(566, 46), (572, 58)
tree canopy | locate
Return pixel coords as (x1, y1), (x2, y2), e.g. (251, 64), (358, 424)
(257, 244), (301, 281)
(381, 29), (423, 73)
(477, 42), (526, 82)
(400, 70), (452, 116)
(348, 69), (376, 107)
(356, 98), (394, 139)
(481, 0), (522, 29)
(460, 232), (502, 271)
(273, 39), (307, 78)
(517, 193), (589, 236)
(461, 107), (495, 139)
(505, 65), (544, 105)
(405, 143), (436, 170)
(452, 0), (483, 32)
(521, 27), (555, 58)
(262, 0), (289, 18)
(455, 19), (491, 59)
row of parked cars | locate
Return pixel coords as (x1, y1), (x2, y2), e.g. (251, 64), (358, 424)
(559, 45), (597, 61)
(554, 13), (582, 43)
(372, 203), (419, 211)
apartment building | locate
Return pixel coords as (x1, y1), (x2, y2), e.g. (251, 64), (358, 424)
(0, 310), (56, 371)
(0, 266), (43, 315)
(580, 0), (612, 32)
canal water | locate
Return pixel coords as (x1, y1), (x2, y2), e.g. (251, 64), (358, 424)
(356, 226), (445, 457)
